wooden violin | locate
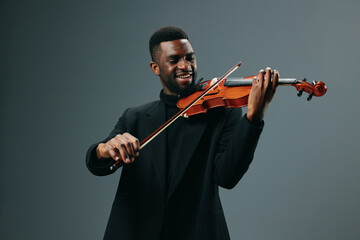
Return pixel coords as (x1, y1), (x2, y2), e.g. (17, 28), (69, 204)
(177, 76), (327, 117)
(110, 61), (327, 170)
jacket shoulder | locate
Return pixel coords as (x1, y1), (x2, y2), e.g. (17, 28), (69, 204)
(125, 100), (161, 116)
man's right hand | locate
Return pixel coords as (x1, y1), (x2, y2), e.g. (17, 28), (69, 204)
(96, 133), (140, 164)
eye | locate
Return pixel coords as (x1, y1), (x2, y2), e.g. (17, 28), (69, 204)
(186, 55), (195, 62)
(168, 59), (178, 64)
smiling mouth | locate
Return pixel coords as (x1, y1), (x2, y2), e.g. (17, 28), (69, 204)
(177, 73), (192, 79)
(176, 71), (193, 80)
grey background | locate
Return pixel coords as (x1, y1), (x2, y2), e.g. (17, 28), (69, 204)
(1, 0), (359, 239)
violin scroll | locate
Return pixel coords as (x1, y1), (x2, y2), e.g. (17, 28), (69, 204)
(294, 78), (327, 101)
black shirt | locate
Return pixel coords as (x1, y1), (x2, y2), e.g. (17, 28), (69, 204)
(159, 90), (187, 194)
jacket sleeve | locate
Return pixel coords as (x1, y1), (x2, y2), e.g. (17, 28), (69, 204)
(213, 108), (264, 189)
(86, 108), (129, 176)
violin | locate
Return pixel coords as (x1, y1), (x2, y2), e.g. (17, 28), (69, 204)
(110, 61), (327, 170)
(178, 75), (327, 117)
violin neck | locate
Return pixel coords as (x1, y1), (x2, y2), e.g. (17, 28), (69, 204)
(224, 77), (298, 86)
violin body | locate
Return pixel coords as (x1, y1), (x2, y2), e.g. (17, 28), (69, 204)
(178, 79), (251, 117)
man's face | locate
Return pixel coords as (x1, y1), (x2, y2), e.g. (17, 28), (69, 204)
(151, 39), (197, 96)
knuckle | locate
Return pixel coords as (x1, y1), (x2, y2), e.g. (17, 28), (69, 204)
(107, 144), (114, 151)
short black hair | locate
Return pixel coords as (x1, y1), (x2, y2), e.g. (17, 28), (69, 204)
(149, 26), (189, 62)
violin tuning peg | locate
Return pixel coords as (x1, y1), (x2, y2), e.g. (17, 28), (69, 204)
(302, 78), (307, 82)
(307, 93), (314, 101)
(297, 88), (304, 97)
(312, 80), (317, 85)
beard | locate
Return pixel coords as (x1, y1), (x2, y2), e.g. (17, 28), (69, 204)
(161, 72), (198, 97)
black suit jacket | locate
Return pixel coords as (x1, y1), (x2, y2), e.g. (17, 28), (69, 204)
(86, 100), (263, 240)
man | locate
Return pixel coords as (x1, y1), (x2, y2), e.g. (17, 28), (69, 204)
(86, 26), (278, 240)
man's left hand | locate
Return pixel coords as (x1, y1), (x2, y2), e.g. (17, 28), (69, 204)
(247, 67), (279, 124)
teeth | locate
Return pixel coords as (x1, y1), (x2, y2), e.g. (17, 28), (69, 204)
(177, 74), (190, 79)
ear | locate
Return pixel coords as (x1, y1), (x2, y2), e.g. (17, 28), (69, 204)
(150, 61), (160, 76)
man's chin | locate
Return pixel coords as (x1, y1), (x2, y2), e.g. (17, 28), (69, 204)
(178, 81), (196, 97)
(176, 76), (192, 87)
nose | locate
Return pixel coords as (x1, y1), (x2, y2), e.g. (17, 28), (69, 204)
(177, 58), (191, 70)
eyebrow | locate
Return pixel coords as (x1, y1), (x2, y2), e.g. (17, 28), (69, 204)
(166, 52), (196, 59)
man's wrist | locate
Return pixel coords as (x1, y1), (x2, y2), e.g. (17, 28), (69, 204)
(246, 112), (262, 124)
(245, 113), (264, 128)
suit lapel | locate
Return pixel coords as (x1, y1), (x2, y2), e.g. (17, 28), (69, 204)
(167, 115), (208, 200)
(144, 101), (166, 191)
